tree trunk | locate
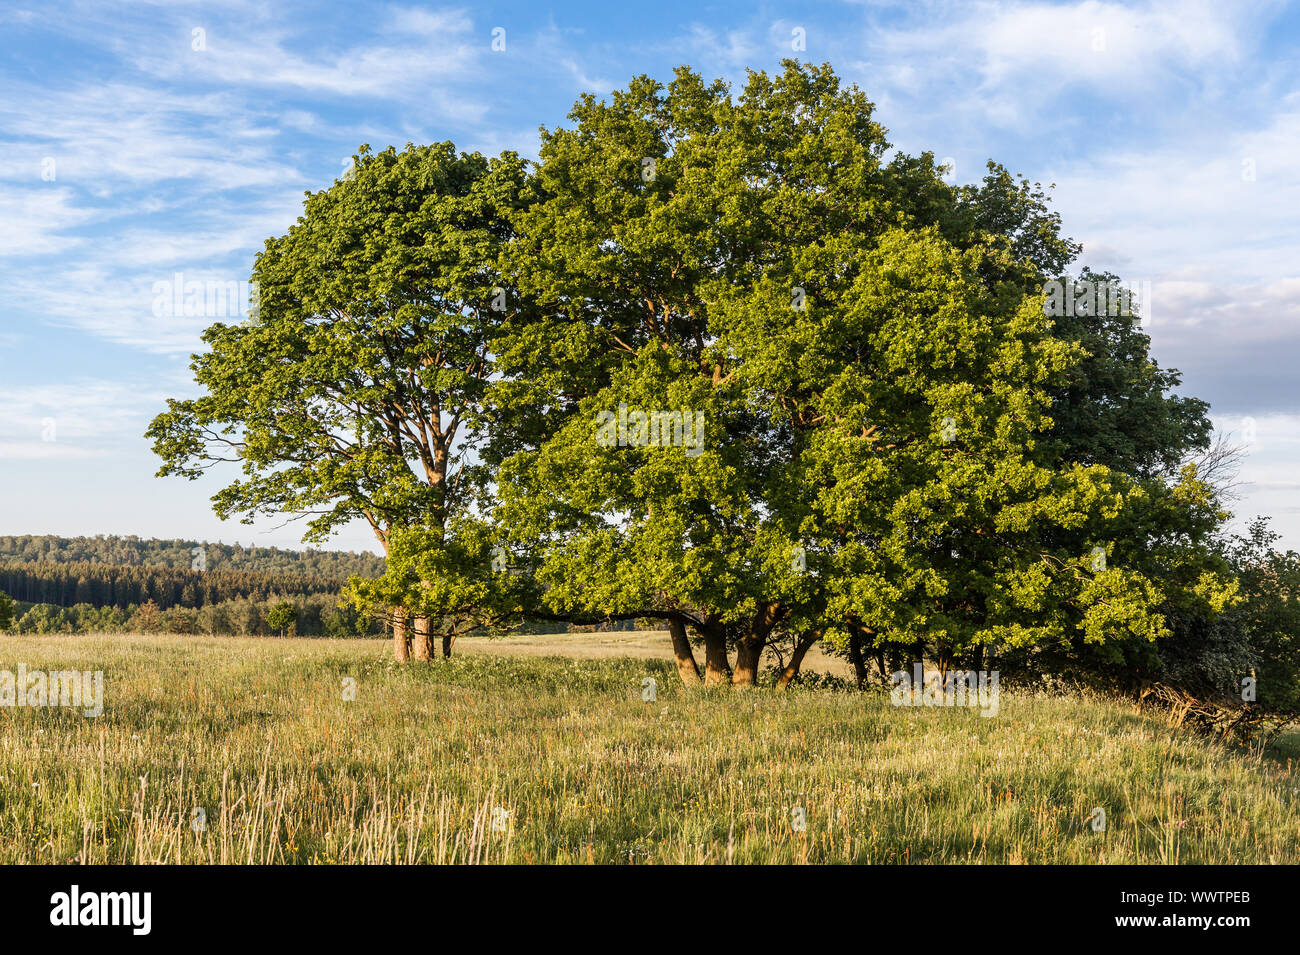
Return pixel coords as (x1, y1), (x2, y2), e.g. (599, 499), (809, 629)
(441, 631), (453, 658)
(734, 603), (783, 686)
(702, 626), (731, 686)
(732, 635), (765, 686)
(392, 608), (409, 664)
(887, 646), (905, 678)
(776, 633), (818, 690)
(847, 631), (871, 688)
(667, 619), (701, 685)
(411, 614), (432, 661)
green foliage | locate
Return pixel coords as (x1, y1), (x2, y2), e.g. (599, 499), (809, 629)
(0, 589), (13, 631)
(147, 142), (530, 546)
(0, 538), (379, 637)
(1041, 267), (1211, 478)
(266, 600), (297, 637)
(134, 599), (164, 634)
(346, 518), (535, 638)
(1214, 520), (1300, 714)
(322, 603), (369, 638)
(7, 594), (379, 638)
(485, 59), (1220, 671)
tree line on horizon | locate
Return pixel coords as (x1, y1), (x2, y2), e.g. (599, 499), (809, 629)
(0, 591), (378, 638)
(0, 534), (385, 577)
(0, 560), (345, 610)
(0, 535), (388, 638)
(140, 60), (1300, 736)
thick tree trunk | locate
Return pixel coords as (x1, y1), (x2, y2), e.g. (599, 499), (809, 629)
(667, 619), (701, 685)
(441, 631), (453, 658)
(411, 614), (432, 661)
(776, 633), (819, 690)
(702, 627), (731, 686)
(732, 635), (765, 686)
(392, 608), (409, 664)
(848, 631), (871, 688)
(734, 603), (784, 686)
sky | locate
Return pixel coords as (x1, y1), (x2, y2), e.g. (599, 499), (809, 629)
(1, 0), (1298, 556)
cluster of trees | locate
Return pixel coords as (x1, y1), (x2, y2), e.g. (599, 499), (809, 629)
(2, 593), (377, 637)
(0, 560), (346, 610)
(0, 534), (384, 576)
(146, 61), (1298, 730)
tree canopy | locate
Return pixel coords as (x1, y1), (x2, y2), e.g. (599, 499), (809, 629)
(148, 142), (529, 550)
(480, 61), (1229, 684)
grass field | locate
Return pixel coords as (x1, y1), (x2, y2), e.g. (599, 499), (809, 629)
(2, 633), (1298, 864)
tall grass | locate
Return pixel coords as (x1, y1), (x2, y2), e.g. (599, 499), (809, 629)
(1, 635), (1297, 863)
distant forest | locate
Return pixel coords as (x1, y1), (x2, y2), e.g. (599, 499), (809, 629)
(0, 535), (595, 638)
(0, 561), (344, 609)
(0, 534), (385, 576)
(0, 534), (387, 637)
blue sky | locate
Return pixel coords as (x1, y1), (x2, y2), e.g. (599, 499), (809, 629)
(2, 0), (1299, 555)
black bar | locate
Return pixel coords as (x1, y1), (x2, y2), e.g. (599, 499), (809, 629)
(0, 864), (1274, 942)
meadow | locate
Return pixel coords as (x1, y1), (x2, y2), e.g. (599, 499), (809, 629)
(1, 633), (1297, 864)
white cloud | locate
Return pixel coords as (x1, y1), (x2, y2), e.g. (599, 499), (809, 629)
(128, 8), (487, 115)
(0, 380), (164, 454)
(1057, 102), (1300, 283)
(679, 23), (764, 71)
(864, 0), (1250, 129)
(0, 83), (304, 192)
(972, 0), (1240, 85)
(0, 187), (92, 255)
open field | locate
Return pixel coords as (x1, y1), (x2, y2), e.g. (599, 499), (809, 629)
(456, 628), (857, 678)
(2, 634), (1298, 864)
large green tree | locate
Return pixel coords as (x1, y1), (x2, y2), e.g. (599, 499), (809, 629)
(483, 60), (1230, 686)
(148, 143), (531, 661)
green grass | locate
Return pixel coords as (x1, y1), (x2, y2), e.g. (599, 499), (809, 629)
(2, 634), (1298, 863)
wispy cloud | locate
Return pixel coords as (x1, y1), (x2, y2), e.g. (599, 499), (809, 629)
(0, 380), (164, 455)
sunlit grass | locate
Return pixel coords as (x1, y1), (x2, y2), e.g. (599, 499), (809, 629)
(1, 634), (1297, 863)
